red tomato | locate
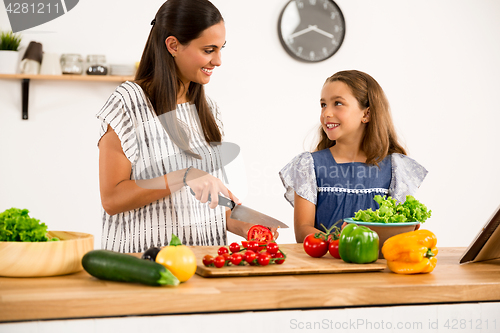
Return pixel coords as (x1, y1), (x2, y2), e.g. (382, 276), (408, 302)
(244, 250), (256, 264)
(274, 252), (285, 264)
(222, 253), (230, 261)
(242, 240), (266, 250)
(257, 252), (271, 266)
(229, 242), (240, 253)
(247, 225), (274, 243)
(266, 242), (279, 255)
(214, 255), (226, 268)
(247, 241), (261, 252)
(229, 253), (243, 265)
(328, 239), (341, 259)
(202, 255), (214, 267)
(303, 233), (329, 258)
(217, 247), (229, 256)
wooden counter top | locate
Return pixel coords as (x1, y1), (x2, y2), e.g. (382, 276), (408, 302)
(1, 246), (500, 323)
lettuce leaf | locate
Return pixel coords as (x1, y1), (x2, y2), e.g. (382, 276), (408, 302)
(0, 208), (52, 242)
(354, 195), (432, 223)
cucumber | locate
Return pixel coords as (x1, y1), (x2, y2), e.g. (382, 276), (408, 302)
(82, 250), (180, 286)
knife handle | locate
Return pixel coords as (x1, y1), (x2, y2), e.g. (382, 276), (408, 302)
(189, 188), (235, 209)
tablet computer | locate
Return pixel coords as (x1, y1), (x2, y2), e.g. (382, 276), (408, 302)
(460, 204), (500, 264)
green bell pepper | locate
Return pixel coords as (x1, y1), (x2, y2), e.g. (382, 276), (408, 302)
(338, 223), (379, 264)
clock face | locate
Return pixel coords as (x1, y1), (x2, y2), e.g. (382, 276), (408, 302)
(278, 0), (346, 62)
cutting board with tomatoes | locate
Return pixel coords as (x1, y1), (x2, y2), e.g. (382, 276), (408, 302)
(192, 243), (386, 278)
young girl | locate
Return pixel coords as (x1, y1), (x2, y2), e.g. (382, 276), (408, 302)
(279, 70), (428, 242)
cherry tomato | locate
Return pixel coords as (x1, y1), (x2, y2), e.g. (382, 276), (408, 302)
(303, 233), (329, 258)
(244, 250), (256, 264)
(229, 253), (243, 265)
(218, 247), (229, 256)
(229, 242), (240, 253)
(328, 239), (341, 259)
(214, 255), (226, 268)
(274, 252), (285, 264)
(247, 241), (261, 252)
(247, 225), (274, 243)
(257, 252), (271, 266)
(202, 254), (214, 267)
(266, 242), (279, 255)
(222, 253), (230, 261)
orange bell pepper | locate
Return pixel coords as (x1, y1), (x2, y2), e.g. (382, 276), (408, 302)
(382, 229), (438, 274)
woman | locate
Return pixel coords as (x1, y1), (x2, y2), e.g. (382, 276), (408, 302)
(97, 0), (258, 253)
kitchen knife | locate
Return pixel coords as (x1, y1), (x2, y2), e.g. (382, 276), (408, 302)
(190, 189), (289, 228)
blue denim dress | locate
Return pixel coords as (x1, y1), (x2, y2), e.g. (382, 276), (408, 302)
(279, 149), (428, 231)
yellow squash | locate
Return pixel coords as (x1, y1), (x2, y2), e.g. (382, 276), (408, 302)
(156, 235), (197, 282)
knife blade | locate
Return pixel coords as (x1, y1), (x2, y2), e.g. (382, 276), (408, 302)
(229, 204), (289, 229)
(189, 189), (289, 228)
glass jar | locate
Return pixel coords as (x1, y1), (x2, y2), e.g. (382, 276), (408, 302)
(60, 54), (84, 75)
(86, 55), (108, 75)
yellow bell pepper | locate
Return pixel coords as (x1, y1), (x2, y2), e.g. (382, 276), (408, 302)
(382, 229), (438, 274)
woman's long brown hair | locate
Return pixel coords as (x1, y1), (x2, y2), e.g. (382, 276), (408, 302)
(315, 70), (406, 165)
(135, 0), (223, 158)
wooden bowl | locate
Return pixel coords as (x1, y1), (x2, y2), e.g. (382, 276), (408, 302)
(0, 231), (94, 277)
(344, 218), (420, 258)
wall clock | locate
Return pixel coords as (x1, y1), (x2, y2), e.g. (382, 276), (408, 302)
(278, 0), (346, 62)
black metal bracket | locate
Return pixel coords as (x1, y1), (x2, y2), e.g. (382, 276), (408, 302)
(22, 78), (30, 120)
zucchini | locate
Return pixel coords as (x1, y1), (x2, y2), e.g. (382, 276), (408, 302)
(82, 250), (180, 286)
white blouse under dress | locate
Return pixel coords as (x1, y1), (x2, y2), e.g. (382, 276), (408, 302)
(96, 81), (227, 253)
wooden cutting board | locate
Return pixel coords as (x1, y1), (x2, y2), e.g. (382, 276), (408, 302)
(191, 243), (386, 278)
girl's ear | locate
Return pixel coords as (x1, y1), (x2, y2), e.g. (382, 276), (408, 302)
(362, 107), (370, 123)
(165, 36), (179, 57)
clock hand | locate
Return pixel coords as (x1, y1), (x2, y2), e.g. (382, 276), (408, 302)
(310, 26), (334, 39)
(288, 25), (316, 39)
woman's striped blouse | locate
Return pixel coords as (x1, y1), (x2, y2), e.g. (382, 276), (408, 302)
(96, 81), (227, 253)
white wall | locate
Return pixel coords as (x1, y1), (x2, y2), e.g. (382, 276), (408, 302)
(1, 0), (500, 250)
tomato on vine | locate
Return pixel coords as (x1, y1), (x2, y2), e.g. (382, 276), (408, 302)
(244, 250), (256, 264)
(213, 255), (226, 268)
(266, 242), (279, 255)
(247, 241), (261, 252)
(202, 255), (214, 267)
(303, 233), (329, 258)
(274, 252), (285, 264)
(229, 253), (243, 265)
(229, 242), (240, 253)
(329, 239), (341, 259)
(202, 239), (286, 268)
(257, 252), (271, 266)
(217, 247), (229, 256)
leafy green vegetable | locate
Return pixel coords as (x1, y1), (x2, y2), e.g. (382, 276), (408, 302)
(354, 195), (432, 223)
(0, 208), (56, 242)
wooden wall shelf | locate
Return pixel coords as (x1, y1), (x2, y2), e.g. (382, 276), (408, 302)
(0, 74), (135, 119)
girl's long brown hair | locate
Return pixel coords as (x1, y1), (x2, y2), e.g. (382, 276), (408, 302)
(316, 70), (406, 165)
(135, 0), (223, 158)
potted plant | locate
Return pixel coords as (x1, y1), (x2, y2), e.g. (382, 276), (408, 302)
(0, 30), (22, 74)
